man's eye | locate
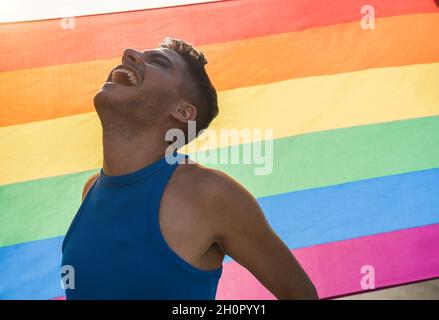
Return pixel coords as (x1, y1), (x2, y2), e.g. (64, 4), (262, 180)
(153, 60), (167, 67)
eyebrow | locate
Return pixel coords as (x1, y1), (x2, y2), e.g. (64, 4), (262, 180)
(144, 50), (173, 67)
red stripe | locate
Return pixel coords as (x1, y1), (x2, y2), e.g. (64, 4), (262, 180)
(1, 0), (437, 71)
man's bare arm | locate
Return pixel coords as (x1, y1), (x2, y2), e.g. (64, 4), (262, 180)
(204, 171), (318, 300)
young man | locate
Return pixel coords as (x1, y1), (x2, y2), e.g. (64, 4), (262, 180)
(61, 37), (317, 300)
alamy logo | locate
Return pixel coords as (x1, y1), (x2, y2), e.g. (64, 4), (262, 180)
(60, 265), (75, 290)
(165, 121), (273, 176)
(60, 5), (75, 30)
(360, 5), (375, 30)
(360, 264), (375, 290)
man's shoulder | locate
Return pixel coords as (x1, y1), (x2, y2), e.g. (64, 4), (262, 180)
(174, 160), (244, 199)
(171, 159), (267, 248)
(172, 160), (254, 213)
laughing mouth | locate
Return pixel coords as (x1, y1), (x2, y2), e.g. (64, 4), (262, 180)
(110, 67), (139, 86)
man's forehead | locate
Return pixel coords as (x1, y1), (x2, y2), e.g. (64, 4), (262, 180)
(143, 47), (185, 64)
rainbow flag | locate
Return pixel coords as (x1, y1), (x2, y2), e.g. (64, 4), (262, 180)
(1, 0), (439, 299)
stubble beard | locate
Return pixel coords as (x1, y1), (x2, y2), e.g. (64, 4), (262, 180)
(93, 91), (166, 142)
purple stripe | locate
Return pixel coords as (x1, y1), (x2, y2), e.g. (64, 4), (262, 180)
(216, 224), (439, 299)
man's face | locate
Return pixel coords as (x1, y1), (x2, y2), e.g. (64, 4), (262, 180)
(94, 47), (189, 130)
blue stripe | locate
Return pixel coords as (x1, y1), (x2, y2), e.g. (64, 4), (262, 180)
(1, 168), (439, 299)
(260, 167), (439, 249)
(0, 236), (64, 299)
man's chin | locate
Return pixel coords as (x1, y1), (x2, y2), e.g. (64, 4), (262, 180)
(101, 81), (138, 94)
(93, 82), (133, 110)
(93, 87), (117, 112)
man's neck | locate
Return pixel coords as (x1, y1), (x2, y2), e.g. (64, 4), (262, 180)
(102, 128), (169, 176)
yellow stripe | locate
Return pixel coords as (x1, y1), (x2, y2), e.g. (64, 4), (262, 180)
(1, 62), (439, 185)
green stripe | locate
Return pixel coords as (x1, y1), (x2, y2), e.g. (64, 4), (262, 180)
(1, 116), (439, 248)
(198, 115), (439, 197)
(0, 170), (99, 248)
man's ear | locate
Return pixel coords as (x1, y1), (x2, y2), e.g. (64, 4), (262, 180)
(170, 101), (197, 124)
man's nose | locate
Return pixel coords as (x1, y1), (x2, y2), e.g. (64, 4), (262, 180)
(122, 48), (143, 65)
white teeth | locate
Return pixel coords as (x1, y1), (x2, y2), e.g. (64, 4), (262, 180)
(113, 68), (138, 85)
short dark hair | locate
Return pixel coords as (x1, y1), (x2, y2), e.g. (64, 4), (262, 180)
(159, 37), (219, 136)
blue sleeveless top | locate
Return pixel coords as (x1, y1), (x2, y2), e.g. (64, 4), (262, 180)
(61, 153), (223, 300)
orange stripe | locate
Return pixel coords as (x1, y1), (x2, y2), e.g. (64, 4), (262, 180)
(0, 0), (437, 71)
(1, 13), (439, 127)
(210, 13), (439, 90)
